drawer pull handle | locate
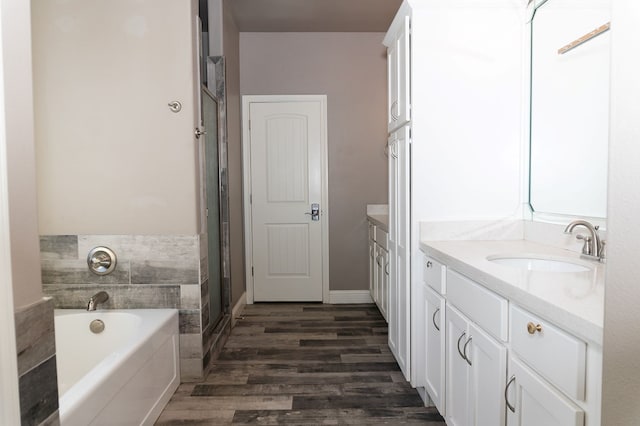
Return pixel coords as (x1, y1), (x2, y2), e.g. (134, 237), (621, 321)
(385, 262), (389, 276)
(505, 375), (516, 413)
(432, 308), (440, 331)
(527, 322), (543, 334)
(457, 332), (467, 361)
(463, 337), (473, 366)
(376, 255), (382, 267)
(426, 261), (433, 268)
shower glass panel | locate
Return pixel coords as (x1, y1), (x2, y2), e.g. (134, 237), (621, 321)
(202, 87), (222, 328)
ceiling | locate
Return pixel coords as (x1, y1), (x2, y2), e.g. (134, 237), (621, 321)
(229, 0), (403, 32)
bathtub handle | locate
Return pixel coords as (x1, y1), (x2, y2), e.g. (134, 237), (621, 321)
(87, 246), (117, 275)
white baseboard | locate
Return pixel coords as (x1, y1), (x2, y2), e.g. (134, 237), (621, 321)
(328, 290), (373, 304)
(231, 291), (247, 327)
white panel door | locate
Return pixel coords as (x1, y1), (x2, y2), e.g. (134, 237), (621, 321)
(249, 100), (324, 301)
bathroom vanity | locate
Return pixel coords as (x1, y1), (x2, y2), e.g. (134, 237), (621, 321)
(418, 239), (603, 426)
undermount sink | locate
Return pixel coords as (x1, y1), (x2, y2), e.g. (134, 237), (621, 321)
(486, 254), (592, 273)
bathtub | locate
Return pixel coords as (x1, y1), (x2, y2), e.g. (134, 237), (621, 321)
(54, 309), (180, 426)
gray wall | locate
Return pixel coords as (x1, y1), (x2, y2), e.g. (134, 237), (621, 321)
(239, 32), (388, 291)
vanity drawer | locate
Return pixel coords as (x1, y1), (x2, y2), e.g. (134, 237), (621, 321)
(446, 269), (507, 341)
(423, 256), (446, 294)
(376, 228), (388, 250)
(510, 304), (586, 401)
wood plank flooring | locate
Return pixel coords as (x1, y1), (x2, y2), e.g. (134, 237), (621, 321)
(156, 303), (446, 425)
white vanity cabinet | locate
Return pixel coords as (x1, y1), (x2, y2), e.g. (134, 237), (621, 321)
(420, 247), (603, 426)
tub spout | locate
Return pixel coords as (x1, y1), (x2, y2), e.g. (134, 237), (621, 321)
(87, 291), (109, 311)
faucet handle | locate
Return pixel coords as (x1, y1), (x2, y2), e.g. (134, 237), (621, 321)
(575, 234), (594, 256)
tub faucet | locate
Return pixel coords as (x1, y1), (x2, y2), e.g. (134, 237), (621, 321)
(87, 291), (109, 311)
(564, 220), (606, 262)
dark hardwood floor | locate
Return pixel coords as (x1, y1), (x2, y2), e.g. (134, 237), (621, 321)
(156, 303), (446, 425)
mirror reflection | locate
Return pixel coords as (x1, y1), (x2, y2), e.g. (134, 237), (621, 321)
(529, 0), (610, 219)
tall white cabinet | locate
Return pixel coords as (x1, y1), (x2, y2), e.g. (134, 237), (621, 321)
(384, 6), (412, 379)
(383, 0), (525, 388)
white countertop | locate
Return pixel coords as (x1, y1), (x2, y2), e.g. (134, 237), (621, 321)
(367, 214), (389, 231)
(420, 239), (605, 345)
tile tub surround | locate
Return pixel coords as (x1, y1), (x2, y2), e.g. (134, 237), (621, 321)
(39, 234), (229, 381)
(15, 298), (60, 426)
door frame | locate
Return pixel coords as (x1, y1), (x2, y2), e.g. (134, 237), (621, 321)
(242, 95), (330, 304)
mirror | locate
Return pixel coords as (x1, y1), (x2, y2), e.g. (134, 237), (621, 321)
(529, 0), (610, 220)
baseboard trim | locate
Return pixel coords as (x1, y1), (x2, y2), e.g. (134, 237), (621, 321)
(329, 290), (373, 304)
(231, 291), (247, 327)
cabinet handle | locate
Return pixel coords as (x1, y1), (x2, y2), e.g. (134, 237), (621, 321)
(376, 255), (382, 267)
(385, 262), (389, 275)
(527, 322), (543, 334)
(505, 375), (516, 413)
(426, 261), (433, 268)
(457, 332), (466, 361)
(463, 337), (472, 366)
(432, 308), (440, 331)
(390, 101), (398, 120)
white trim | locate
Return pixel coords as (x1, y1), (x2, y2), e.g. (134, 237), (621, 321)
(231, 291), (247, 327)
(0, 4), (22, 419)
(242, 95), (330, 304)
(329, 290), (373, 305)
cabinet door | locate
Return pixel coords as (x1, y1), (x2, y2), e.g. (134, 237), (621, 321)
(387, 133), (398, 358)
(376, 247), (388, 321)
(425, 286), (446, 415)
(396, 16), (411, 126)
(373, 244), (380, 306)
(507, 357), (584, 426)
(387, 39), (399, 132)
(368, 238), (375, 302)
(468, 322), (507, 426)
(445, 305), (470, 426)
(387, 16), (410, 132)
(381, 248), (389, 321)
(388, 127), (411, 379)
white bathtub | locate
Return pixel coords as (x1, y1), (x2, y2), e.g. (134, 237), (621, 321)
(54, 309), (180, 426)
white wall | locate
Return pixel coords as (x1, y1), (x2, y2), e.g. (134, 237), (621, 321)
(2, 0), (43, 308)
(601, 0), (640, 422)
(0, 0), (28, 421)
(410, 2), (525, 224)
(32, 0), (200, 235)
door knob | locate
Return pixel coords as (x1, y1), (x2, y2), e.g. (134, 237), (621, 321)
(305, 203), (320, 221)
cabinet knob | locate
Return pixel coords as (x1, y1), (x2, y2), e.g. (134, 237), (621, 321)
(527, 322), (543, 334)
(426, 261), (433, 268)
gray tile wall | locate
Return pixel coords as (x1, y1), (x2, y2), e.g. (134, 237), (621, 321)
(15, 298), (60, 426)
(40, 234), (208, 381)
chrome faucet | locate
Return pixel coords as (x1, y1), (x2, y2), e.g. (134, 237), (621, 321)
(87, 291), (109, 311)
(564, 220), (606, 262)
